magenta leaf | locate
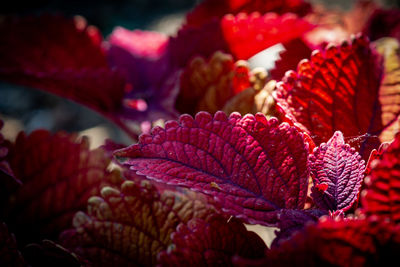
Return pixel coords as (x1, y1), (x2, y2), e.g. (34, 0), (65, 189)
(158, 215), (267, 266)
(115, 111), (310, 226)
(310, 131), (366, 213)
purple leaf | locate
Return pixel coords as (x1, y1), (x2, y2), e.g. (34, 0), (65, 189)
(115, 111), (310, 226)
(310, 131), (366, 213)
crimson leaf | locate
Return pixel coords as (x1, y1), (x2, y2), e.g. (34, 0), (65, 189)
(310, 131), (365, 213)
(115, 111), (310, 226)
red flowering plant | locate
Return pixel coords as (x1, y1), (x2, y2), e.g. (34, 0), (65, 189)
(1, 0), (400, 266)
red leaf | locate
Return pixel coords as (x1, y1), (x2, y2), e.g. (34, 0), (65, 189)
(221, 12), (314, 59)
(115, 111), (310, 226)
(60, 180), (218, 266)
(185, 0), (311, 27)
(158, 215), (267, 266)
(274, 35), (384, 157)
(0, 15), (126, 114)
(310, 131), (365, 213)
(5, 130), (122, 245)
(361, 133), (400, 223)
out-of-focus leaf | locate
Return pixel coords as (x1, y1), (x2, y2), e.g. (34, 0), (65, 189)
(5, 130), (122, 245)
(60, 180), (218, 266)
(106, 27), (180, 123)
(185, 0), (311, 27)
(158, 215), (267, 266)
(0, 222), (25, 267)
(0, 120), (15, 181)
(267, 218), (400, 266)
(236, 218), (400, 266)
(222, 79), (277, 117)
(271, 209), (325, 248)
(361, 133), (400, 224)
(221, 12), (314, 59)
(363, 7), (400, 42)
(115, 111), (310, 226)
(169, 12), (314, 70)
(0, 15), (126, 114)
(310, 131), (365, 213)
(176, 51), (251, 115)
(274, 35), (384, 157)
(374, 38), (400, 142)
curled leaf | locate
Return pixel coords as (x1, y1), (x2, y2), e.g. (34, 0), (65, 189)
(115, 111), (310, 226)
(60, 180), (218, 266)
(158, 215), (267, 266)
(361, 133), (400, 223)
(310, 131), (365, 213)
(5, 130), (122, 245)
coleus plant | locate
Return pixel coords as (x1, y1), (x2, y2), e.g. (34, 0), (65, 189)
(1, 0), (400, 266)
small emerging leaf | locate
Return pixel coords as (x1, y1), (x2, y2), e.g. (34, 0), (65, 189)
(310, 131), (365, 213)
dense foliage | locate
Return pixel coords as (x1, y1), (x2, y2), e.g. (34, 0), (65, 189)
(1, 0), (400, 266)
